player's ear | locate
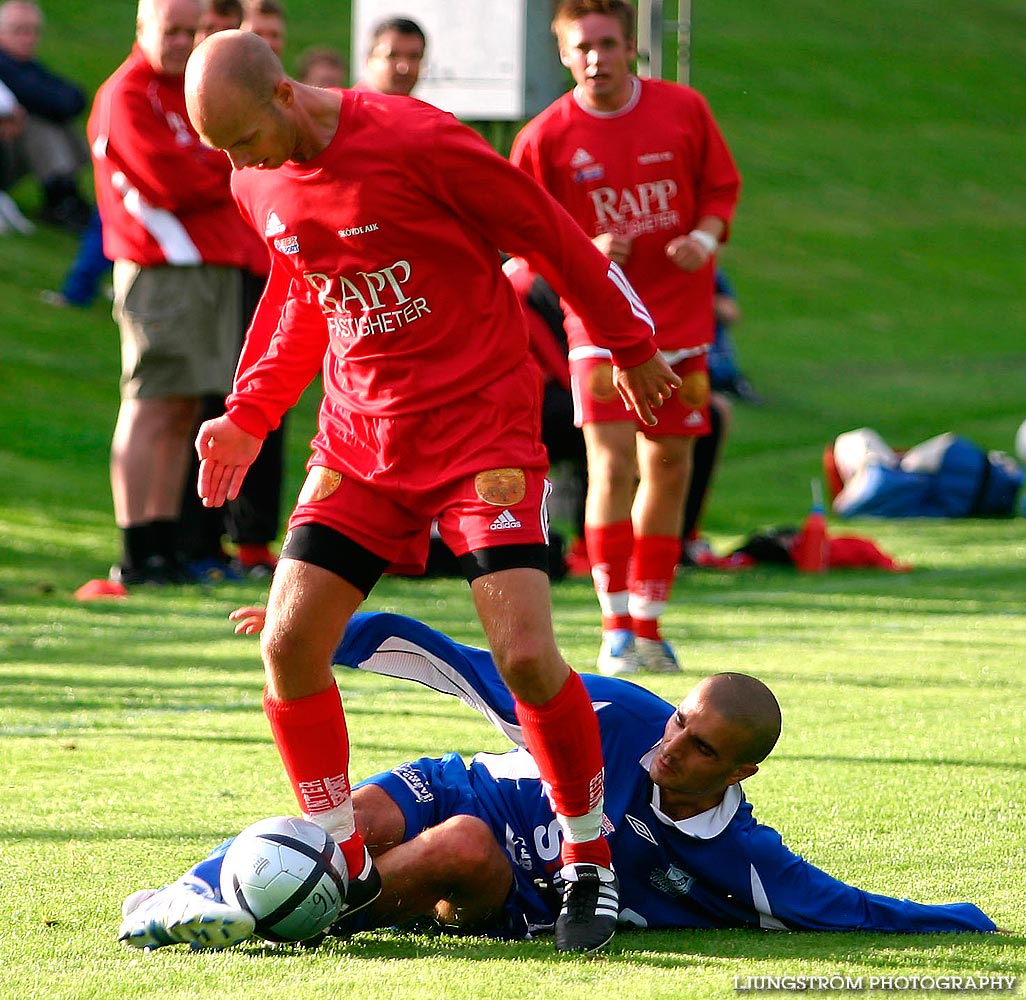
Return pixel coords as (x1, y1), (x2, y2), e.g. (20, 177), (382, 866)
(275, 78), (295, 107)
(559, 46), (572, 69)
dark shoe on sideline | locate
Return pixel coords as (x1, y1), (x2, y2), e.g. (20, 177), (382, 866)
(110, 556), (193, 587)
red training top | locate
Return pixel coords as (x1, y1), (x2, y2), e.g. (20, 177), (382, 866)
(88, 46), (251, 268)
(511, 77), (741, 353)
(226, 90), (658, 456)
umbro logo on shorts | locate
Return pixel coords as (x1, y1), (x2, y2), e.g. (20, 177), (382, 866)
(489, 509), (522, 531)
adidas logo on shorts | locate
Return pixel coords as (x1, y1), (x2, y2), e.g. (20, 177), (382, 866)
(489, 509), (522, 531)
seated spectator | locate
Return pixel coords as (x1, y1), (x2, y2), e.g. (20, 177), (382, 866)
(296, 45), (345, 88)
(0, 0), (91, 232)
(39, 205), (109, 305)
(0, 74), (34, 233)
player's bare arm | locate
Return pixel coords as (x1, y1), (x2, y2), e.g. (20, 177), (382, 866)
(614, 354), (683, 427)
(665, 216), (726, 272)
(195, 415), (263, 508)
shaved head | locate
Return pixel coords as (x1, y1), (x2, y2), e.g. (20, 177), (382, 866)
(690, 673), (781, 764)
(185, 27), (340, 169)
(185, 28), (283, 142)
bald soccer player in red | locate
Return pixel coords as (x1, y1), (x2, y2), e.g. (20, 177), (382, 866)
(183, 30), (680, 953)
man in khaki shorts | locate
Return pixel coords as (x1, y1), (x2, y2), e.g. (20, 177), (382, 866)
(88, 0), (251, 585)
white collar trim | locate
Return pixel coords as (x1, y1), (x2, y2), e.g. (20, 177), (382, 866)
(639, 746), (743, 838)
(572, 75), (641, 118)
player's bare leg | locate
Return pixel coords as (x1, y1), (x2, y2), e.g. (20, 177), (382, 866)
(629, 434), (692, 672)
(260, 558), (380, 914)
(260, 558), (361, 700)
(583, 420), (641, 675)
(111, 396), (201, 525)
(365, 808), (513, 931)
(472, 568), (619, 952)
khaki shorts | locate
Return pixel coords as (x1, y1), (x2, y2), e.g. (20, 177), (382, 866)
(113, 260), (242, 399)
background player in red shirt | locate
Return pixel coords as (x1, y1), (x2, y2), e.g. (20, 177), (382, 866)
(183, 30), (680, 954)
(512, 0), (741, 676)
(88, 0), (252, 587)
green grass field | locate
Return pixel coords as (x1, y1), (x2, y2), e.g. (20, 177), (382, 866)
(1, 2), (1024, 998)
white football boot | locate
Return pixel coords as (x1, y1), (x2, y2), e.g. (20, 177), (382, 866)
(118, 876), (255, 950)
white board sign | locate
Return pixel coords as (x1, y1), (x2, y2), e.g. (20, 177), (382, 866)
(352, 1), (567, 119)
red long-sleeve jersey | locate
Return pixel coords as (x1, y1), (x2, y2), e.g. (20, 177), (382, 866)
(87, 46), (251, 268)
(225, 90), (658, 450)
(512, 77), (740, 353)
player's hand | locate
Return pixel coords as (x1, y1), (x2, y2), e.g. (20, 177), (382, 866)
(229, 605), (267, 635)
(665, 233), (712, 272)
(195, 415), (262, 508)
(614, 354), (682, 427)
(593, 232), (633, 266)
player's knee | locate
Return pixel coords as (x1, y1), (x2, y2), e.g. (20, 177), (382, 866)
(259, 622), (316, 680)
(492, 635), (551, 689)
(590, 452), (634, 493)
(440, 815), (507, 873)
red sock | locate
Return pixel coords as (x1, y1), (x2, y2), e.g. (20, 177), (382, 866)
(515, 671), (611, 869)
(629, 534), (681, 641)
(585, 519), (634, 632)
(263, 684), (365, 873)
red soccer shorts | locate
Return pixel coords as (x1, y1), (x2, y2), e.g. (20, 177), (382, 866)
(287, 463), (552, 574)
(287, 364), (551, 574)
(569, 350), (711, 438)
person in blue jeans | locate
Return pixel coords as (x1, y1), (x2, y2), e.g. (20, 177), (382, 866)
(706, 268), (763, 405)
(42, 206), (111, 307)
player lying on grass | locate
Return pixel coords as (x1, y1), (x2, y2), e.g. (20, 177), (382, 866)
(119, 611), (997, 949)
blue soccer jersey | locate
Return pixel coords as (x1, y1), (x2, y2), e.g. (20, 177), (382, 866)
(337, 612), (995, 935)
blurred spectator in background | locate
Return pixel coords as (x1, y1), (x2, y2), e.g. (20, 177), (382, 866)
(39, 205), (109, 305)
(679, 391), (734, 567)
(296, 44), (345, 88)
(358, 15), (424, 97)
(0, 0), (91, 232)
(0, 74), (34, 233)
(87, 0), (249, 587)
(41, 0), (249, 310)
(196, 0), (241, 42)
(707, 268), (763, 405)
(240, 0), (284, 56)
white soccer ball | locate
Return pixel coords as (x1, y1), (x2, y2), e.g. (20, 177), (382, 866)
(1015, 418), (1026, 466)
(219, 816), (348, 942)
